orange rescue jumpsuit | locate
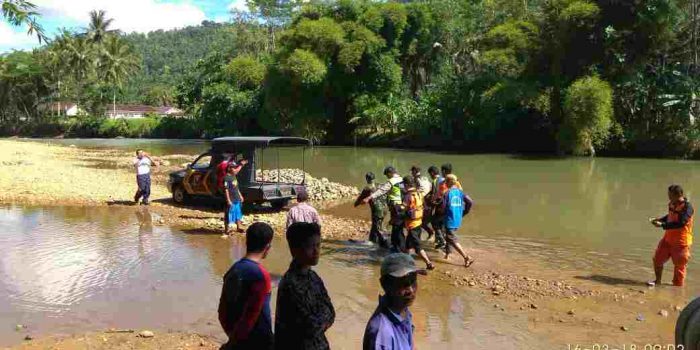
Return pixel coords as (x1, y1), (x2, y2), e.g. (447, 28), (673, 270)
(653, 200), (694, 286)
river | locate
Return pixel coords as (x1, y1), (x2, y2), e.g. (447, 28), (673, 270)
(37, 138), (700, 287)
(2, 138), (698, 347)
(0, 205), (542, 348)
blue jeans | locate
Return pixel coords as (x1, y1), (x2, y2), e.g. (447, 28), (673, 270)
(135, 174), (151, 204)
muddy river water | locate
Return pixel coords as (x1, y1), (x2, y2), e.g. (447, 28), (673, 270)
(0, 205), (542, 348)
(3, 138), (700, 347)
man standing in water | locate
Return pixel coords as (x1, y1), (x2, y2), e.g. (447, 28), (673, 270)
(649, 185), (694, 287)
(133, 149), (156, 205)
(401, 176), (435, 270)
(286, 188), (321, 228)
(442, 174), (475, 267)
(218, 222), (274, 349)
(224, 163), (246, 235)
(355, 172), (389, 248)
(411, 166), (434, 241)
(427, 166), (446, 249)
(363, 253), (422, 350)
(275, 222), (335, 350)
(362, 166), (404, 252)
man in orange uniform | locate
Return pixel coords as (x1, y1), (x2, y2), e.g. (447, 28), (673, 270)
(401, 176), (435, 271)
(649, 185), (694, 287)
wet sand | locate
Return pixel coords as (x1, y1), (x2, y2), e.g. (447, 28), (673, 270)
(0, 139), (689, 349)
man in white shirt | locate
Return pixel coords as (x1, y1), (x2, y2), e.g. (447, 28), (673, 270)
(133, 149), (156, 205)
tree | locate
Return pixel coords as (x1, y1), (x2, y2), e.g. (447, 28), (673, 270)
(85, 10), (119, 45)
(559, 75), (613, 155)
(99, 35), (140, 115)
(1, 0), (46, 43)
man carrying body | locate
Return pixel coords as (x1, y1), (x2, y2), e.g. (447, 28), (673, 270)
(355, 172), (389, 248)
(401, 176), (435, 271)
(411, 166), (434, 241)
(427, 166), (446, 249)
(133, 149), (157, 205)
(218, 222), (274, 349)
(442, 174), (475, 267)
(275, 222), (335, 350)
(363, 253), (422, 350)
(649, 185), (694, 287)
(362, 166), (404, 253)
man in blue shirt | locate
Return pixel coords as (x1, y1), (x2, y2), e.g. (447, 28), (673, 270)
(363, 253), (423, 350)
(442, 174), (475, 267)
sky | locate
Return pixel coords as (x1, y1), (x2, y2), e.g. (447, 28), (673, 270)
(0, 0), (249, 52)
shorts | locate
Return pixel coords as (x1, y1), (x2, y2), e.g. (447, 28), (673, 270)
(405, 226), (422, 252)
(227, 202), (243, 223)
(445, 228), (459, 244)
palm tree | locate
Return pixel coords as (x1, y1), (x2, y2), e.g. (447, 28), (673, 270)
(1, 0), (47, 43)
(85, 10), (119, 45)
(99, 35), (140, 115)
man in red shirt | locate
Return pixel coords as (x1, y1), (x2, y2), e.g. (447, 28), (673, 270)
(218, 222), (274, 349)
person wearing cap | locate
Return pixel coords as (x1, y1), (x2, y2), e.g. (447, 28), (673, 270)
(442, 174), (475, 267)
(224, 162), (246, 236)
(363, 253), (421, 350)
(355, 172), (389, 248)
(362, 166), (404, 252)
(286, 188), (322, 229)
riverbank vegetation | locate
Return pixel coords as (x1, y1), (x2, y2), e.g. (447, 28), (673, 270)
(2, 0), (700, 157)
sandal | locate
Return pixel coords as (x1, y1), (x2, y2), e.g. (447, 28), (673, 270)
(426, 262), (435, 271)
(464, 257), (475, 268)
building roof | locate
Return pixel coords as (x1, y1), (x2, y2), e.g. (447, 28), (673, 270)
(211, 137), (311, 151)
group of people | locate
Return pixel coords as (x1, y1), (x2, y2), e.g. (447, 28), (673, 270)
(357, 164), (475, 270)
(218, 221), (423, 350)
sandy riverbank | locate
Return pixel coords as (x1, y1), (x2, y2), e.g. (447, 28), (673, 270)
(0, 139), (690, 349)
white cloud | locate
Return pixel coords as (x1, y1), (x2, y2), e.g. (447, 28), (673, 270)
(0, 23), (41, 52)
(227, 0), (248, 12)
(33, 0), (207, 33)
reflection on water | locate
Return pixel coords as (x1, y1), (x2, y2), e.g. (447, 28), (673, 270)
(0, 205), (546, 348)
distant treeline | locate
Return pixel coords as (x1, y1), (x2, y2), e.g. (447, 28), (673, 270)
(2, 1), (700, 158)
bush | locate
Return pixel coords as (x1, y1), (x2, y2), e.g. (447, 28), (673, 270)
(558, 75), (613, 155)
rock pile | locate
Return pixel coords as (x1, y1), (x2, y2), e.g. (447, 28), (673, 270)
(257, 169), (359, 201)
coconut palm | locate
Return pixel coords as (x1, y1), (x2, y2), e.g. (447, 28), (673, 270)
(1, 0), (47, 43)
(99, 35), (140, 115)
(85, 10), (119, 45)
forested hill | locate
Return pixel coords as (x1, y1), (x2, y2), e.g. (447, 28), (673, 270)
(121, 21), (239, 105)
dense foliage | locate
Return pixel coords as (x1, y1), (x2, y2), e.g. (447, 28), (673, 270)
(3, 0), (700, 157)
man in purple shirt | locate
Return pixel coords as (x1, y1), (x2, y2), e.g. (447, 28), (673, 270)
(363, 253), (423, 350)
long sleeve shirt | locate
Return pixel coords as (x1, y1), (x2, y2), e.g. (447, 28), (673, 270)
(274, 261), (335, 350)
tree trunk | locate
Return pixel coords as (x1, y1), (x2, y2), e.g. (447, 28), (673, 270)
(113, 89), (116, 118)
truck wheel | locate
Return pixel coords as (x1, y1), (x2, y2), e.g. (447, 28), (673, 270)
(172, 185), (190, 204)
(271, 199), (289, 210)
